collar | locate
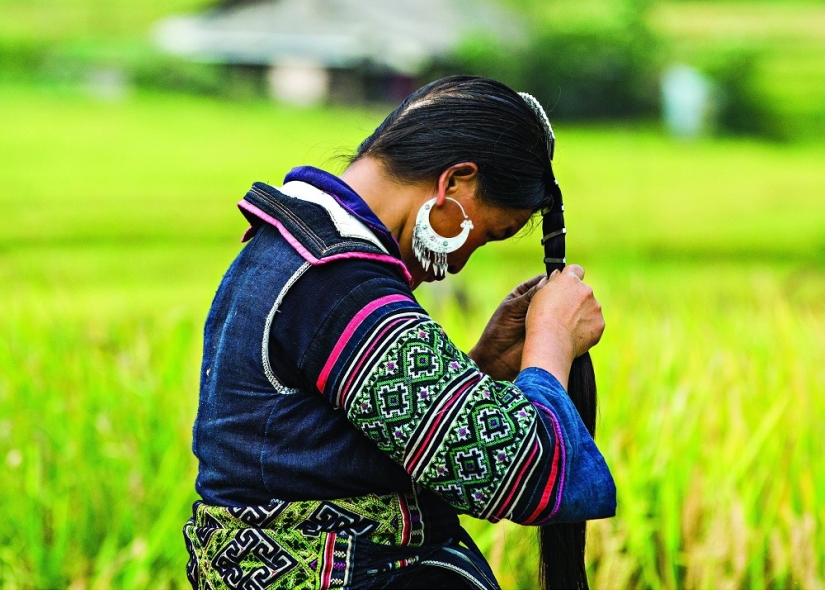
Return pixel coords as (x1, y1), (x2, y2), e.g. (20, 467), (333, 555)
(278, 181), (388, 254)
(283, 166), (402, 258)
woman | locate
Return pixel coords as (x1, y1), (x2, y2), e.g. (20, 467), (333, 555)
(184, 76), (615, 589)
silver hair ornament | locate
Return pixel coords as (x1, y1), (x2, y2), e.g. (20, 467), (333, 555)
(519, 92), (556, 161)
(412, 197), (473, 278)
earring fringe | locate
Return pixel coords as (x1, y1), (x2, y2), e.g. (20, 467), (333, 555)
(412, 198), (472, 278)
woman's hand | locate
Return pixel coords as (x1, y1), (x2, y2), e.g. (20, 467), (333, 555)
(521, 265), (605, 390)
(469, 274), (545, 381)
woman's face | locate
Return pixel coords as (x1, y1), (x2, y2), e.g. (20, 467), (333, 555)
(410, 196), (533, 288)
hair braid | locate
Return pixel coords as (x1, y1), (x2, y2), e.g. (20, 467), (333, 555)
(527, 94), (599, 590)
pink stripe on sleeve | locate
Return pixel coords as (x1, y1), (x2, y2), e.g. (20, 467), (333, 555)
(405, 377), (479, 472)
(316, 294), (412, 394)
(338, 317), (407, 407)
(522, 404), (567, 524)
(494, 440), (541, 521)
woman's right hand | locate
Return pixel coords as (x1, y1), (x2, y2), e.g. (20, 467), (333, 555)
(521, 264), (605, 390)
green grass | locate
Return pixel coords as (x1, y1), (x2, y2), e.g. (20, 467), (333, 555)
(1, 86), (824, 588)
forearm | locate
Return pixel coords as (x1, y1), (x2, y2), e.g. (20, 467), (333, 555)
(520, 329), (575, 391)
(513, 367), (616, 524)
(303, 271), (613, 524)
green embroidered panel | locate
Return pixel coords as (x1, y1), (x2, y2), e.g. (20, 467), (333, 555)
(345, 320), (540, 520)
(184, 492), (424, 589)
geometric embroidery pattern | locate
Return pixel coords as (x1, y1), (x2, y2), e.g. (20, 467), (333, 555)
(184, 492), (425, 589)
(338, 317), (545, 522)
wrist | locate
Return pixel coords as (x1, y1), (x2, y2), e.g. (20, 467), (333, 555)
(468, 345), (486, 370)
(521, 329), (574, 390)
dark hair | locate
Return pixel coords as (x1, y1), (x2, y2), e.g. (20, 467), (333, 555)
(352, 75), (554, 212)
(541, 180), (599, 590)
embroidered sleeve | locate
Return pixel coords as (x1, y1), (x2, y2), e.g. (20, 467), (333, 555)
(276, 262), (615, 524)
(309, 291), (613, 522)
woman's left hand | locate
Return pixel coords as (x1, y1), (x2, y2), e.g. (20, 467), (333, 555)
(469, 274), (545, 381)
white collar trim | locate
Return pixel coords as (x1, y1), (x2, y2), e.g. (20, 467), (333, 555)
(278, 181), (389, 254)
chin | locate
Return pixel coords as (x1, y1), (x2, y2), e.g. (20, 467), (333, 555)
(410, 268), (447, 289)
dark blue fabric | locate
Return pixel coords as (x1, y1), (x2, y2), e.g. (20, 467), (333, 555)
(240, 181), (401, 266)
(194, 182), (460, 541)
(515, 368), (617, 523)
(350, 531), (499, 589)
(284, 165), (402, 257)
(270, 263), (414, 393)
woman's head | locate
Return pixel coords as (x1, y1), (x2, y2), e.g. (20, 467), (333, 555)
(344, 75), (559, 286)
(352, 75), (556, 213)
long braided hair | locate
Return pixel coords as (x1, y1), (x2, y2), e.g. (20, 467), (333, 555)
(520, 93), (598, 590)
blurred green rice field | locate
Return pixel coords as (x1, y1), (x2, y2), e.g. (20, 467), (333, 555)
(1, 87), (824, 588)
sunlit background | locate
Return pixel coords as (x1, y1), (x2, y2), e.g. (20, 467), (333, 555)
(1, 0), (824, 587)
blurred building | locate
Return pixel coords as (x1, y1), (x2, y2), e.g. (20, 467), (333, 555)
(153, 0), (524, 105)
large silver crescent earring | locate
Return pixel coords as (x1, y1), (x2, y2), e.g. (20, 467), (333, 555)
(412, 197), (473, 277)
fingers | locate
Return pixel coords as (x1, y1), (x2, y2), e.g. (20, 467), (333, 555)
(511, 266), (582, 304)
(547, 265), (583, 281)
(512, 274), (545, 296)
(525, 264), (604, 358)
(508, 274), (545, 304)
(522, 276), (548, 305)
(564, 264), (585, 280)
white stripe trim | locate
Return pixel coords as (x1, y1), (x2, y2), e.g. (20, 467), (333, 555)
(262, 261), (312, 394)
(482, 421), (541, 520)
(404, 371), (479, 476)
(418, 560), (488, 590)
(279, 181), (389, 253)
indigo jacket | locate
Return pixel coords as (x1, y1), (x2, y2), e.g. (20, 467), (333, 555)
(184, 167), (616, 589)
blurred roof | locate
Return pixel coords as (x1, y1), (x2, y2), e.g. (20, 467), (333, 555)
(153, 0), (524, 73)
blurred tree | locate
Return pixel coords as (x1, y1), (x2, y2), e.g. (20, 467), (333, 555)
(703, 46), (784, 139)
(456, 0), (662, 120)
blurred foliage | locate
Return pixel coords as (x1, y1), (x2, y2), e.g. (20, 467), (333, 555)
(458, 0), (825, 139)
(0, 0), (210, 42)
(700, 46), (785, 139)
(0, 39), (257, 98)
(648, 1), (825, 139)
(456, 1), (663, 120)
(2, 0), (825, 139)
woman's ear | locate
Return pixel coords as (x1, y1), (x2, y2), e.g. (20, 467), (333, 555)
(435, 162), (479, 207)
